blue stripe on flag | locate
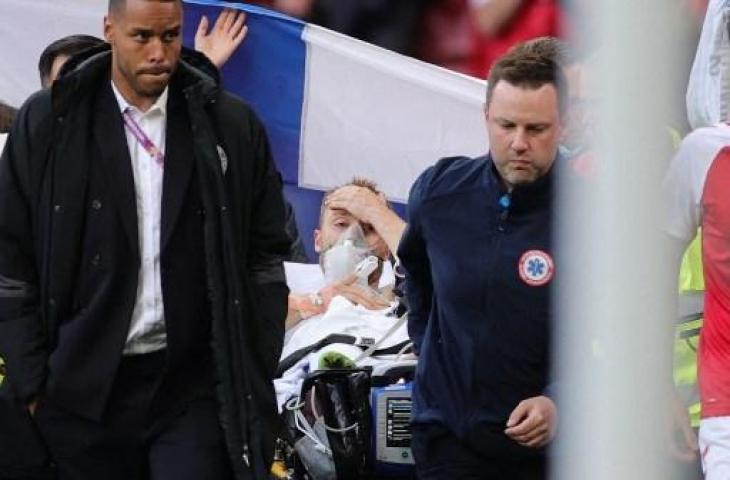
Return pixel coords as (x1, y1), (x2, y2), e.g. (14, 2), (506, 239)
(183, 0), (306, 184)
(182, 1), (408, 259)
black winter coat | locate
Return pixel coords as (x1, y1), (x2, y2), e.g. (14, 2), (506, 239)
(0, 47), (290, 479)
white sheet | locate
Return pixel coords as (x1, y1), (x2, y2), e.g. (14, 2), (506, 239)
(281, 295), (406, 360)
(275, 295), (409, 411)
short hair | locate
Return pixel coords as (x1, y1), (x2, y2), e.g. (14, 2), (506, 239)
(486, 46), (568, 116)
(109, 0), (181, 14)
(38, 35), (104, 86)
(0, 100), (18, 134)
(510, 36), (579, 68)
(319, 177), (387, 227)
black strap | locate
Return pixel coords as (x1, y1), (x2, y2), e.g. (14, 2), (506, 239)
(678, 312), (703, 326)
(277, 334), (359, 377)
(679, 326), (702, 340)
(367, 339), (412, 356)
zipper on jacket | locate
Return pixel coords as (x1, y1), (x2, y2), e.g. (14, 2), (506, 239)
(466, 189), (510, 428)
(497, 192), (511, 232)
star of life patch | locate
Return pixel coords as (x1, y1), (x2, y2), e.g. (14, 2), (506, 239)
(518, 250), (554, 286)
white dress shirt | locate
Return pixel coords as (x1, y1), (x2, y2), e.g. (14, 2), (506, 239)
(112, 82), (168, 355)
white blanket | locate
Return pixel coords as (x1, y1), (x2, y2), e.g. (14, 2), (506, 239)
(281, 296), (407, 360)
(275, 295), (409, 411)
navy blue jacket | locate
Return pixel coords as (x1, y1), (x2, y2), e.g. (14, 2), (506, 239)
(398, 154), (556, 452)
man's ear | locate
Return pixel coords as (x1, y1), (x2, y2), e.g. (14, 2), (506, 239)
(103, 16), (114, 44)
(313, 229), (322, 253)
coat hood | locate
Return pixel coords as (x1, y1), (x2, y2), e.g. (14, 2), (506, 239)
(52, 42), (220, 116)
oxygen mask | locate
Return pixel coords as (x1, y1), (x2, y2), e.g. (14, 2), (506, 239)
(320, 223), (371, 285)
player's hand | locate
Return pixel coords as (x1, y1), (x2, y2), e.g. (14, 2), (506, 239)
(668, 391), (699, 462)
(325, 186), (388, 225)
(195, 9), (248, 68)
(504, 395), (557, 448)
(319, 273), (390, 311)
(288, 293), (325, 320)
(331, 284), (391, 310)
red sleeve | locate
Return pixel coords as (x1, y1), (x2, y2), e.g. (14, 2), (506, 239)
(469, 0), (562, 78)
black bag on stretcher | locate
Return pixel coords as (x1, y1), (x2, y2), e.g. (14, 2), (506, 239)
(283, 369), (373, 480)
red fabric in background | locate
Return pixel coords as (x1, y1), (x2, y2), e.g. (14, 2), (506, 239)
(417, 0), (474, 75)
(469, 0), (561, 79)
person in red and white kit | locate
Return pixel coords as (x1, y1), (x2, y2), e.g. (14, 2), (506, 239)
(469, 0), (562, 78)
(663, 123), (730, 479)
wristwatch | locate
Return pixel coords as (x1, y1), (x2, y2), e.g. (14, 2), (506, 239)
(309, 292), (324, 307)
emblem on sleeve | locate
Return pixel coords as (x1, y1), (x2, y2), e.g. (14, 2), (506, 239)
(518, 250), (554, 286)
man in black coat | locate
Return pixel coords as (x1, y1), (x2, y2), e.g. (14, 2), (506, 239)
(0, 0), (290, 478)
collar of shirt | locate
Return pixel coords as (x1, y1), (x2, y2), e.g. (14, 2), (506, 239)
(111, 80), (169, 119)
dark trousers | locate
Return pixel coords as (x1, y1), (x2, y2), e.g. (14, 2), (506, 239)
(411, 423), (546, 480)
(34, 350), (232, 480)
(0, 382), (54, 479)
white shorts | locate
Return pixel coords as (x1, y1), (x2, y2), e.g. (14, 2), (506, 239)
(699, 416), (730, 479)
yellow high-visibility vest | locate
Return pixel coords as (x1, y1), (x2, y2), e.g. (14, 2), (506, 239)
(675, 232), (703, 427)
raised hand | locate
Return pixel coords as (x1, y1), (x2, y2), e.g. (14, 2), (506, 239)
(195, 8), (248, 69)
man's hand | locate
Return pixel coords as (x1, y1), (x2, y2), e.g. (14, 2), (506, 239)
(27, 398), (39, 417)
(504, 395), (557, 448)
(273, 0), (315, 18)
(195, 9), (248, 69)
(669, 391), (699, 462)
(287, 272), (390, 328)
(473, 0), (524, 36)
(319, 273), (391, 311)
(325, 186), (406, 257)
(325, 186), (388, 226)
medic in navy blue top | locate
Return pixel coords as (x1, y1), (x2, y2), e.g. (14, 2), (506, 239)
(399, 152), (559, 459)
(399, 48), (566, 479)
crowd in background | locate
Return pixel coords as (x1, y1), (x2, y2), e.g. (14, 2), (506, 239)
(255, 0), (563, 78)
(254, 0), (709, 80)
(0, 0), (714, 135)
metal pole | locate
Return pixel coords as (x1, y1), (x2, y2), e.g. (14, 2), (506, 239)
(554, 1), (688, 478)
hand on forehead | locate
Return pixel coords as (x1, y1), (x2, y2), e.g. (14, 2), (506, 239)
(325, 185), (387, 224)
(319, 206), (388, 257)
(328, 185), (386, 202)
(322, 206), (369, 233)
